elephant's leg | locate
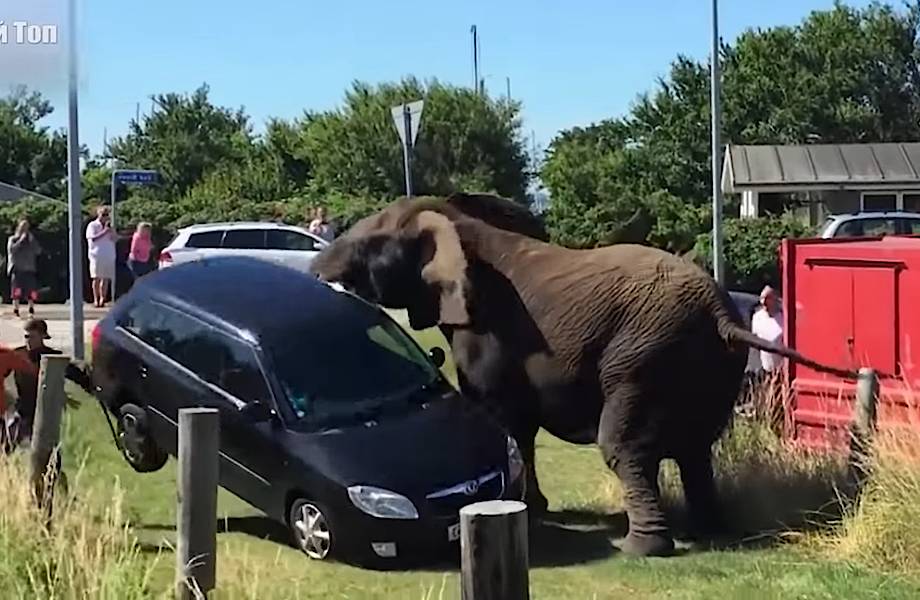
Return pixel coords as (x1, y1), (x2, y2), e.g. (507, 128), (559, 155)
(597, 385), (674, 557)
(677, 448), (726, 538)
(515, 423), (548, 516)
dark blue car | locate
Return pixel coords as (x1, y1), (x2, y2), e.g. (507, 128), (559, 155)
(90, 256), (524, 566)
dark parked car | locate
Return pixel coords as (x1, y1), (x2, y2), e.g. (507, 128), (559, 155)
(90, 256), (524, 565)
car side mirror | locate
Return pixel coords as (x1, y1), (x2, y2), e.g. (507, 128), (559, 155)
(239, 400), (274, 422)
(429, 347), (446, 368)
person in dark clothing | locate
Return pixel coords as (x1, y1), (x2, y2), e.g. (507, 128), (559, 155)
(8, 319), (93, 449)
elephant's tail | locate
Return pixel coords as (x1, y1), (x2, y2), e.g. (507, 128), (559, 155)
(718, 321), (862, 380)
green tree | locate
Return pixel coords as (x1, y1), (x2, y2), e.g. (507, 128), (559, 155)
(0, 87), (72, 198)
(543, 1), (920, 254)
(107, 84), (255, 199)
(282, 77), (530, 202)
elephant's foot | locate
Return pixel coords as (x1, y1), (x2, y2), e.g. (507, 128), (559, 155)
(620, 531), (676, 557)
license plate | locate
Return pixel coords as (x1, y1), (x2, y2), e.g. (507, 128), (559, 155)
(447, 523), (461, 542)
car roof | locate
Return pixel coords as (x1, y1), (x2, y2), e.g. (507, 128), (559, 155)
(179, 221), (309, 233)
(826, 211), (920, 222)
(127, 257), (378, 345)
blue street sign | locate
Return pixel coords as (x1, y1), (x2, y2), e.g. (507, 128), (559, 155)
(114, 170), (159, 185)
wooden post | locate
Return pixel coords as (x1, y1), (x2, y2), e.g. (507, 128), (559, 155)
(29, 355), (70, 522)
(460, 500), (529, 600)
(848, 367), (879, 491)
(176, 408), (219, 600)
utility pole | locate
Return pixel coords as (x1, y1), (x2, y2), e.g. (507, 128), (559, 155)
(710, 0), (725, 285)
(66, 0), (85, 360)
(506, 77), (511, 102)
(135, 101), (140, 123)
(471, 25), (479, 93)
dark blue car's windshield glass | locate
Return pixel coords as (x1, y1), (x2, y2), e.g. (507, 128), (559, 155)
(269, 304), (439, 425)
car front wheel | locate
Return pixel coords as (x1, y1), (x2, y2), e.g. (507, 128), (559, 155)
(289, 499), (335, 560)
(117, 403), (168, 473)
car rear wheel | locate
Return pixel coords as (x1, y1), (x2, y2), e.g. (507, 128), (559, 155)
(289, 499), (335, 560)
(117, 403), (168, 473)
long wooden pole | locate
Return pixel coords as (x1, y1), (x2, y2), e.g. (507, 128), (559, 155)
(176, 408), (219, 599)
(460, 500), (529, 600)
(29, 355), (71, 523)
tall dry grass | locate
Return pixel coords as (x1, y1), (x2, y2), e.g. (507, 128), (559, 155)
(0, 448), (158, 599)
(603, 369), (920, 580)
(816, 391), (920, 577)
(596, 370), (851, 539)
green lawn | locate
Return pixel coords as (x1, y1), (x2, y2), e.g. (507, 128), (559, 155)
(54, 312), (920, 599)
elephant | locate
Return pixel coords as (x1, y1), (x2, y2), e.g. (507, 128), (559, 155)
(309, 192), (858, 557)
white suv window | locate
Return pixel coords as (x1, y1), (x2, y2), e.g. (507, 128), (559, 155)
(265, 229), (318, 251)
(222, 229), (266, 249)
(186, 230), (223, 248)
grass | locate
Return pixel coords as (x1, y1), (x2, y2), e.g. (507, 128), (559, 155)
(2, 315), (919, 598)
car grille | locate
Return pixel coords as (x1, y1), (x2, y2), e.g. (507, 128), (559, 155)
(425, 469), (505, 517)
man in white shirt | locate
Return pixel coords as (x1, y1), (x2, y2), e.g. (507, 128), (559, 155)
(85, 206), (117, 308)
(751, 285), (784, 372)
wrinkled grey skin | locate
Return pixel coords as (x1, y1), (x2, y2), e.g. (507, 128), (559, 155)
(310, 193), (856, 557)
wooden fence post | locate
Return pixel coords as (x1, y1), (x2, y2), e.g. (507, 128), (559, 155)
(848, 367), (879, 491)
(29, 354), (71, 523)
(460, 500), (529, 600)
(176, 408), (219, 600)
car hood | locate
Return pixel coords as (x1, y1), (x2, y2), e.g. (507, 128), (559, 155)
(284, 396), (508, 500)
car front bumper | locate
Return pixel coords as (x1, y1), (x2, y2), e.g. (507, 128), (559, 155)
(337, 473), (526, 563)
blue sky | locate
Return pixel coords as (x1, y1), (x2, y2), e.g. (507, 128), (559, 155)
(3, 0), (876, 157)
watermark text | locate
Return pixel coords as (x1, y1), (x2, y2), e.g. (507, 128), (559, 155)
(0, 20), (59, 45)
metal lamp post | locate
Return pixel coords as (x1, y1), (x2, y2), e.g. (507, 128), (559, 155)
(66, 0), (85, 360)
(711, 0), (725, 285)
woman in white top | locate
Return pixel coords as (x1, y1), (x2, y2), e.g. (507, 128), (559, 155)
(751, 285), (784, 372)
(85, 206), (117, 307)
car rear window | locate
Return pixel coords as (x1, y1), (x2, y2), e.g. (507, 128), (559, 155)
(222, 229), (266, 249)
(186, 230), (224, 248)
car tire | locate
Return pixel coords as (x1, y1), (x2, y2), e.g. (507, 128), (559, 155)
(288, 499), (337, 561)
(117, 403), (168, 473)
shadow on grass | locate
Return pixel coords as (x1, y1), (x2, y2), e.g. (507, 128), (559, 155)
(137, 511), (622, 569)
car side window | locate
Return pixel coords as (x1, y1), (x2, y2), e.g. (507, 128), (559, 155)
(898, 218), (920, 235)
(265, 229), (317, 251)
(834, 220), (863, 237)
(120, 301), (205, 359)
(861, 218), (898, 237)
(222, 229), (266, 249)
(184, 330), (270, 404)
(186, 230), (224, 248)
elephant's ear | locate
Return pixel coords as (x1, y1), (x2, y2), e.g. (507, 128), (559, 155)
(413, 210), (471, 326)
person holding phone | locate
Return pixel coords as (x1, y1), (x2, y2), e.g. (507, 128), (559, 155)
(85, 206), (117, 308)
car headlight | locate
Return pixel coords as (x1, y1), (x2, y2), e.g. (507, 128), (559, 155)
(507, 435), (525, 483)
(347, 485), (419, 520)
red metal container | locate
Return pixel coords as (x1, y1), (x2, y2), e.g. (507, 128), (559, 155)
(780, 235), (920, 450)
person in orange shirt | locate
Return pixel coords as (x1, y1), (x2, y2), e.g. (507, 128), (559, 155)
(0, 344), (37, 452)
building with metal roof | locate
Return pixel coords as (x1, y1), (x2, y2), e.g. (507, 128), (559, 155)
(721, 143), (920, 222)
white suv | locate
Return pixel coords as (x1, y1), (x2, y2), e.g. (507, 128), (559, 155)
(818, 211), (920, 238)
(158, 222), (330, 273)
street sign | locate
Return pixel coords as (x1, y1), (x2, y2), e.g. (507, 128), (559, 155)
(391, 100), (424, 147)
(390, 100), (424, 198)
(114, 169), (159, 185)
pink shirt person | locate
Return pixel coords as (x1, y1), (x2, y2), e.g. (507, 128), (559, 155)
(129, 223), (153, 263)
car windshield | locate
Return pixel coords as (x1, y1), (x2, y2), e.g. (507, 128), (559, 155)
(269, 304), (440, 428)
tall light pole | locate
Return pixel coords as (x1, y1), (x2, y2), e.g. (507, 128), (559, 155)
(710, 0), (725, 285)
(67, 0), (85, 359)
(471, 25), (480, 93)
